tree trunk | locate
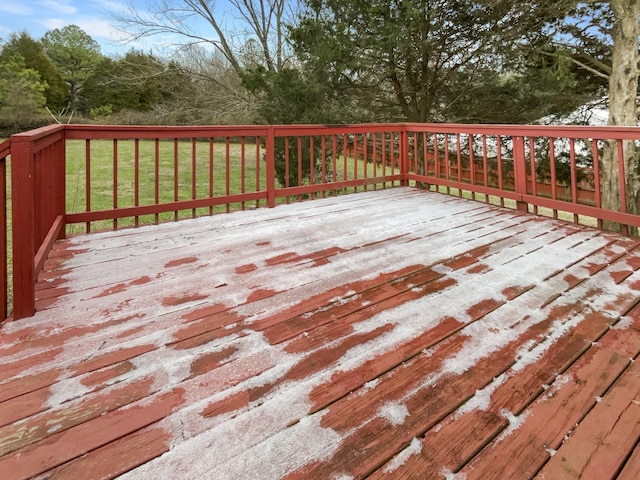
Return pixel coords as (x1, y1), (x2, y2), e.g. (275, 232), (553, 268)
(603, 0), (640, 234)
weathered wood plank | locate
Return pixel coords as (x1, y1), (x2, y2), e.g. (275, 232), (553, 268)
(617, 441), (640, 480)
(0, 388), (183, 480)
(40, 426), (171, 480)
(536, 342), (640, 479)
(369, 309), (617, 479)
(457, 307), (640, 479)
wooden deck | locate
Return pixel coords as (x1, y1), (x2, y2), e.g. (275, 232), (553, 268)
(2, 187), (640, 479)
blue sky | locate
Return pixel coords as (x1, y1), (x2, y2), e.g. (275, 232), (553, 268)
(0, 0), (235, 56)
(0, 0), (135, 54)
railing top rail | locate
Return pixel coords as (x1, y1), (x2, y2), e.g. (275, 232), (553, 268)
(272, 123), (407, 136)
(405, 122), (640, 140)
(64, 124), (271, 140)
(13, 123), (640, 142)
(10, 124), (65, 143)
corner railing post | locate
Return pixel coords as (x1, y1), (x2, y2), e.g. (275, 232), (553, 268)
(266, 126), (276, 208)
(400, 125), (409, 186)
(10, 137), (36, 319)
(513, 136), (529, 213)
(0, 143), (8, 321)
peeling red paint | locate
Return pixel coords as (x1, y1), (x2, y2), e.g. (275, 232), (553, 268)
(611, 269), (633, 284)
(235, 263), (258, 274)
(3, 347), (64, 380)
(625, 253), (640, 270)
(0, 386), (185, 480)
(130, 276), (152, 286)
(189, 346), (238, 378)
(253, 265), (429, 334)
(467, 263), (490, 274)
(201, 388), (252, 419)
(81, 361), (135, 389)
(164, 256), (198, 268)
(73, 344), (156, 376)
(0, 385), (52, 428)
(161, 293), (208, 307)
(95, 283), (128, 298)
(442, 245), (491, 270)
(171, 311), (246, 349)
(465, 298), (504, 318)
(501, 284), (534, 300)
(0, 369), (62, 404)
(0, 377), (158, 458)
(0, 320), (122, 358)
(265, 247), (348, 268)
(563, 273), (583, 288)
(247, 288), (278, 303)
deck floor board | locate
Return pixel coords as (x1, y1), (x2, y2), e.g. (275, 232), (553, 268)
(2, 187), (640, 479)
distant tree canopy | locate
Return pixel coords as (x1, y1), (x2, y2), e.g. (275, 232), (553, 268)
(40, 25), (103, 114)
(0, 32), (69, 112)
(290, 0), (606, 123)
(0, 2), (631, 135)
(0, 54), (47, 131)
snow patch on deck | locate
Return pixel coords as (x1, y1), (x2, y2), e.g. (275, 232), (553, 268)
(383, 437), (423, 472)
(496, 408), (531, 442)
(121, 391), (342, 480)
(378, 402), (410, 426)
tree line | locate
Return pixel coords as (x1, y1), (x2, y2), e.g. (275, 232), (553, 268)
(0, 1), (622, 134)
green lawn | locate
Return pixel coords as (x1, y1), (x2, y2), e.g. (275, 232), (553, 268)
(65, 138), (401, 232)
(65, 138), (268, 232)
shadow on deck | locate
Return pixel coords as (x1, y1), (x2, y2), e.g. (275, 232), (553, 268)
(1, 187), (640, 479)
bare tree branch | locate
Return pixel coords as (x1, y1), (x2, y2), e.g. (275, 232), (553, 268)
(114, 0), (295, 74)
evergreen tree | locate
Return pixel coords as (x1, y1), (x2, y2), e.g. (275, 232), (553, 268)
(0, 32), (69, 112)
(41, 25), (103, 115)
(0, 55), (47, 132)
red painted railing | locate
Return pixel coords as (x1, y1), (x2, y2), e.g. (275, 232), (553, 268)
(4, 123), (640, 320)
(0, 139), (9, 320)
(405, 123), (640, 230)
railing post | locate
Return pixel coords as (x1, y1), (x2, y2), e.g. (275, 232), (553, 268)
(0, 143), (8, 321)
(512, 136), (528, 213)
(400, 126), (409, 186)
(266, 126), (276, 208)
(10, 137), (36, 319)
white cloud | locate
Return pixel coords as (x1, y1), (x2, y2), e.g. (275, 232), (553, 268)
(0, 2), (34, 15)
(40, 16), (123, 41)
(38, 0), (77, 15)
(90, 0), (134, 16)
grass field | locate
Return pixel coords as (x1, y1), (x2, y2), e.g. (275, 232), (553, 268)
(65, 139), (267, 232)
(65, 138), (402, 232)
